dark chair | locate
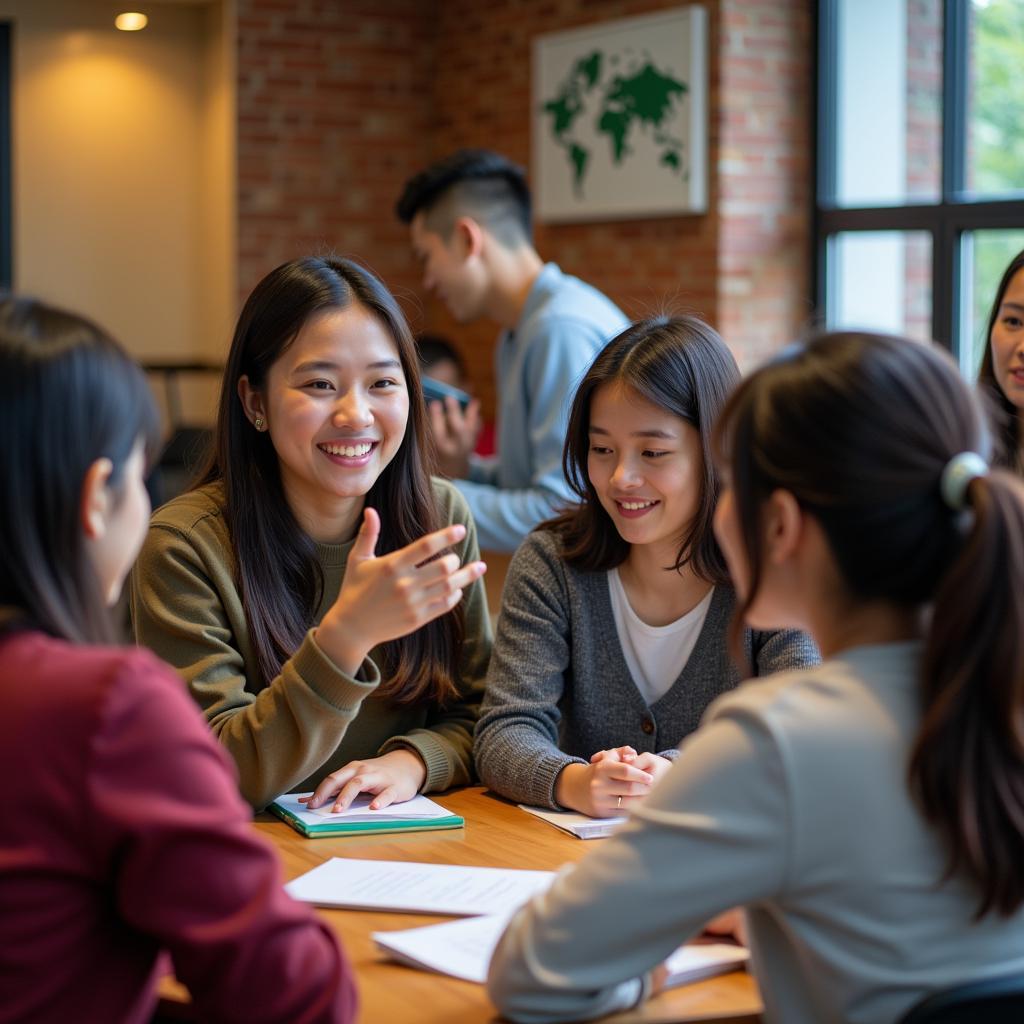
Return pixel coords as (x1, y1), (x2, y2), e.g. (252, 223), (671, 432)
(143, 361), (220, 508)
(148, 425), (212, 508)
(899, 972), (1024, 1023)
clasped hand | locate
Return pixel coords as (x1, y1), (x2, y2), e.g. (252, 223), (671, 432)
(557, 746), (674, 818)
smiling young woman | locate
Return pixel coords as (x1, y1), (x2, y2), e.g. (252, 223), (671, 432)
(473, 316), (818, 819)
(979, 249), (1024, 474)
(130, 255), (492, 812)
(487, 331), (1024, 1024)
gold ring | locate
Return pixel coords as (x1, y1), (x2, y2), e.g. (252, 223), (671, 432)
(616, 796), (622, 808)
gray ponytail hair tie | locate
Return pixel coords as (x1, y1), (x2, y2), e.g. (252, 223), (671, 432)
(940, 452), (988, 511)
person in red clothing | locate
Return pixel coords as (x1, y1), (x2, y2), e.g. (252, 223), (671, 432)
(0, 296), (357, 1024)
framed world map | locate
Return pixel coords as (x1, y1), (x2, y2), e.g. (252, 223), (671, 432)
(532, 6), (707, 222)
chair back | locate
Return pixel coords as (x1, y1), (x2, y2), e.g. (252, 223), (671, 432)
(899, 972), (1024, 1024)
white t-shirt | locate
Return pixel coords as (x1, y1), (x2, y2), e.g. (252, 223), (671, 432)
(607, 569), (714, 706)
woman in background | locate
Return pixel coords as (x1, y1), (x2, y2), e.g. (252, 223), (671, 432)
(0, 296), (355, 1023)
(475, 316), (817, 818)
(979, 248), (1024, 473)
(132, 255), (491, 811)
(488, 331), (1024, 1024)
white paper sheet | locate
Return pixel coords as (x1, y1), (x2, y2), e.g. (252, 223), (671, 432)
(663, 943), (750, 986)
(374, 913), (516, 982)
(518, 804), (627, 839)
(373, 912), (749, 986)
(274, 792), (455, 826)
(285, 858), (556, 916)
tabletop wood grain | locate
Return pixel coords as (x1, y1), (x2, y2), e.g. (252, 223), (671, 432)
(160, 787), (763, 1023)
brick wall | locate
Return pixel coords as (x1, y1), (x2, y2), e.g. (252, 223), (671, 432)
(430, 0), (723, 410)
(717, 0), (813, 368)
(235, 0), (813, 409)
(904, 0), (942, 340)
(235, 0), (437, 323)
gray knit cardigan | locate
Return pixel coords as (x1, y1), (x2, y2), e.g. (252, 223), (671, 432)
(474, 529), (820, 808)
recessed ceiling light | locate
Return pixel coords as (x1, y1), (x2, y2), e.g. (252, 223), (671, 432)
(115, 12), (148, 32)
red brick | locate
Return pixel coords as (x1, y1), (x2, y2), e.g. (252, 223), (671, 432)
(235, 0), (813, 402)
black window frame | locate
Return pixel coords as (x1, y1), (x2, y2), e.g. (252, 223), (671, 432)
(814, 0), (1024, 360)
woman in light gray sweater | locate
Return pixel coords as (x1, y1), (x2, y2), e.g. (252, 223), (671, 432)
(487, 332), (1024, 1024)
(474, 317), (818, 817)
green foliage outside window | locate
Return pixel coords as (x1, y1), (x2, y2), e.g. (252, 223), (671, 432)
(967, 1), (1024, 372)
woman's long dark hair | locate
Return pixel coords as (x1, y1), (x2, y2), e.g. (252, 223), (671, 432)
(0, 296), (159, 645)
(198, 255), (463, 705)
(978, 248), (1024, 468)
(545, 315), (739, 582)
(715, 331), (1024, 917)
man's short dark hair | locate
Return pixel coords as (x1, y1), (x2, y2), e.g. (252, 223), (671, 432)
(416, 333), (466, 378)
(396, 149), (532, 247)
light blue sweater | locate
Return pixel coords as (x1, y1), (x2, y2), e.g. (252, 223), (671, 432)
(457, 263), (628, 551)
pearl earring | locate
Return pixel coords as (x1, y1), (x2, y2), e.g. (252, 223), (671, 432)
(254, 417), (264, 431)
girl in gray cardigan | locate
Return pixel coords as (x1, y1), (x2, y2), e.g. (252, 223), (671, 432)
(488, 332), (1024, 1024)
(474, 317), (818, 817)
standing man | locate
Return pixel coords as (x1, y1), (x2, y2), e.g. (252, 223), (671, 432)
(397, 150), (628, 552)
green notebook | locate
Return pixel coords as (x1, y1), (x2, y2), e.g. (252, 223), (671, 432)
(269, 792), (464, 839)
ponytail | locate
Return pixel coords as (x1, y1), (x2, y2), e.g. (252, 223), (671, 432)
(911, 470), (1024, 917)
(717, 331), (1024, 918)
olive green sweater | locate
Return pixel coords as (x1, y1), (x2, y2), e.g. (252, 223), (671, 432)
(130, 478), (492, 810)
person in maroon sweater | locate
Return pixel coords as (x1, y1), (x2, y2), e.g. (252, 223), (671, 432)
(0, 296), (357, 1024)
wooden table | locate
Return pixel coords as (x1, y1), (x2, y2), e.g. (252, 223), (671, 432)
(162, 787), (762, 1023)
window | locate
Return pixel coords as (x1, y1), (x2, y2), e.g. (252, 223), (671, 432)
(816, 0), (1024, 374)
(828, 231), (934, 341)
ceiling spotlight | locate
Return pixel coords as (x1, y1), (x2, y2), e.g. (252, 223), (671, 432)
(115, 12), (148, 32)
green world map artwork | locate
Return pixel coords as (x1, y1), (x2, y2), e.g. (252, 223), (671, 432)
(532, 7), (707, 222)
(542, 51), (689, 198)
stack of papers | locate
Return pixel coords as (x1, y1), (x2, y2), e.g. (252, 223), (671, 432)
(373, 913), (749, 986)
(518, 804), (627, 839)
(285, 857), (556, 916)
(288, 854), (748, 992)
(269, 792), (464, 839)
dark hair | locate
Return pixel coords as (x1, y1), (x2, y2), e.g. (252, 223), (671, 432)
(417, 333), (466, 379)
(198, 255), (463, 705)
(545, 315), (739, 580)
(395, 149), (532, 247)
(978, 248), (1024, 467)
(0, 296), (160, 644)
(715, 330), (1024, 917)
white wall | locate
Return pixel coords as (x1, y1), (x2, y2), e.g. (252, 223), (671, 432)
(198, 0), (236, 370)
(0, 0), (234, 424)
